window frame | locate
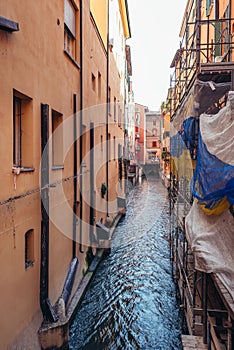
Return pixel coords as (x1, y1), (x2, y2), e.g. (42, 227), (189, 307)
(64, 0), (78, 61)
(52, 109), (64, 169)
(13, 96), (22, 167)
(25, 229), (34, 270)
(13, 90), (33, 170)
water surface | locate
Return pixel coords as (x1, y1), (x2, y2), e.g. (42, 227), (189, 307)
(70, 178), (182, 349)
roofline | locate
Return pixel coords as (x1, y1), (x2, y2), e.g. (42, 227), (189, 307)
(118, 0), (131, 39)
(125, 0), (131, 38)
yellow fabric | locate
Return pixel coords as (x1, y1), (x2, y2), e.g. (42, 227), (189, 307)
(199, 197), (230, 216)
(170, 149), (194, 180)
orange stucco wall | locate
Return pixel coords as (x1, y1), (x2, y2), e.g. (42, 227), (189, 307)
(0, 0), (128, 348)
(0, 1), (82, 348)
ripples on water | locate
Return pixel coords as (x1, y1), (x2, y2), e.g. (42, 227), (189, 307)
(69, 178), (182, 350)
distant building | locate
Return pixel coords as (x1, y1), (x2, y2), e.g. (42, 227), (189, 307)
(145, 111), (161, 164)
(160, 106), (170, 186)
(125, 78), (135, 163)
(134, 103), (147, 165)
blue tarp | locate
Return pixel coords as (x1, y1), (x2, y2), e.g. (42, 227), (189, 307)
(170, 117), (198, 158)
(191, 132), (234, 208)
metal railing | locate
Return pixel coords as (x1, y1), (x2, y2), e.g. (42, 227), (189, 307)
(169, 15), (234, 117)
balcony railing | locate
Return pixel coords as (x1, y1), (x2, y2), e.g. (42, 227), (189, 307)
(169, 13), (234, 117)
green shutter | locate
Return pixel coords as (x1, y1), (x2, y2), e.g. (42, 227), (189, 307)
(214, 21), (222, 57)
(206, 0), (212, 16)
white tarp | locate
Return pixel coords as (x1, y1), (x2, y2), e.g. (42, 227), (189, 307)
(200, 91), (234, 166)
(185, 91), (234, 301)
(186, 197), (234, 300)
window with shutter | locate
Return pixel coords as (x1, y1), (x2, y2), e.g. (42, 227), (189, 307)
(206, 0), (213, 16)
(64, 0), (77, 59)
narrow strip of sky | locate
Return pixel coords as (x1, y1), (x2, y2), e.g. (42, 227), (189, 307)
(127, 0), (188, 111)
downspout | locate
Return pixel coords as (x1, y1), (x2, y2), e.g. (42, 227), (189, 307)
(90, 122), (94, 243)
(79, 0), (84, 253)
(40, 104), (57, 322)
(106, 0), (110, 216)
(73, 93), (77, 258)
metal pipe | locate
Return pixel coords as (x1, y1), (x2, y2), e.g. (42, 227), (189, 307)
(60, 257), (78, 306)
(215, 0), (219, 19)
(40, 104), (57, 322)
(90, 122), (95, 243)
(40, 103), (49, 319)
(79, 0), (83, 253)
(73, 93), (77, 258)
(202, 273), (208, 344)
(229, 0), (232, 62)
(196, 0), (202, 74)
(106, 0), (110, 216)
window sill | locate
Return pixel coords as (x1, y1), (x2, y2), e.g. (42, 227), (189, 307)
(52, 165), (64, 171)
(0, 16), (19, 32)
(25, 261), (34, 270)
(64, 50), (80, 70)
(12, 166), (35, 174)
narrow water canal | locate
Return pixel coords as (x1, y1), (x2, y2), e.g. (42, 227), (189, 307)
(69, 178), (182, 350)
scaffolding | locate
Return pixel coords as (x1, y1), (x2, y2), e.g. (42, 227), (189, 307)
(169, 1), (234, 349)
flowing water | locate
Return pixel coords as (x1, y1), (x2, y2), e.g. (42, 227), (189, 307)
(69, 178), (182, 350)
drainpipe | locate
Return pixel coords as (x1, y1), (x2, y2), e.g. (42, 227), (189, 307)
(106, 0), (110, 216)
(90, 122), (95, 243)
(79, 0), (84, 253)
(73, 94), (77, 258)
(40, 104), (57, 322)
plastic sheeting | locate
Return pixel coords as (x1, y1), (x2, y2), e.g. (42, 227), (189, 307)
(170, 79), (231, 191)
(185, 201), (234, 301)
(191, 91), (234, 215)
(170, 116), (198, 159)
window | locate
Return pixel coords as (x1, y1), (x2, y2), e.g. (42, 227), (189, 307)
(64, 0), (77, 59)
(101, 135), (103, 152)
(98, 72), (101, 99)
(135, 113), (140, 125)
(118, 106), (121, 127)
(113, 136), (116, 160)
(152, 141), (157, 148)
(13, 90), (33, 168)
(25, 229), (34, 269)
(13, 97), (21, 167)
(108, 133), (111, 161)
(118, 144), (122, 182)
(114, 97), (116, 122)
(206, 0), (213, 16)
(52, 110), (63, 167)
(108, 87), (111, 115)
(92, 73), (96, 91)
